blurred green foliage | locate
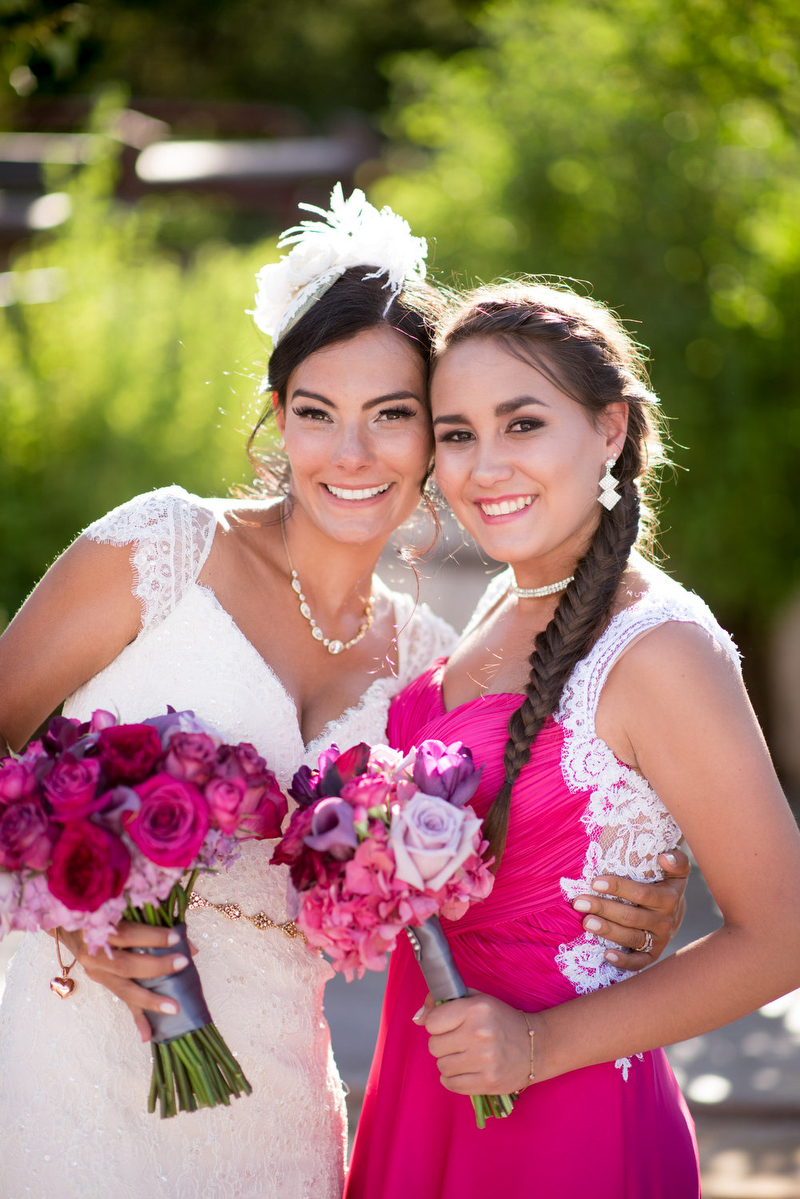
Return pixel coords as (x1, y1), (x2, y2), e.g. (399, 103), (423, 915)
(0, 94), (274, 624)
(376, 0), (800, 628)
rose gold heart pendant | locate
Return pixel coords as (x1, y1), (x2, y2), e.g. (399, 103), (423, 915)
(50, 975), (76, 998)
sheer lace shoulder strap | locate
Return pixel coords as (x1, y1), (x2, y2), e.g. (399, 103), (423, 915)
(557, 559), (741, 733)
(389, 590), (458, 686)
(460, 568), (512, 640)
(81, 486), (217, 632)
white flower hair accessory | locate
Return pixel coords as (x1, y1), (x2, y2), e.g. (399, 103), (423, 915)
(249, 183), (428, 345)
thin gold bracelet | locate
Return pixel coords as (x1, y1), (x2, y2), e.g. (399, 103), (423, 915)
(187, 892), (308, 944)
(517, 1011), (536, 1093)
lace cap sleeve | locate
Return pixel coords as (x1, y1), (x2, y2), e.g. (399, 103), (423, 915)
(81, 486), (216, 632)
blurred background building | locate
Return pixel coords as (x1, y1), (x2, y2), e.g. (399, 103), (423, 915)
(1, 2), (799, 1193)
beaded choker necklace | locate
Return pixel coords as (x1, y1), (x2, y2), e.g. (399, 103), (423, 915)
(508, 573), (574, 599)
(280, 505), (375, 655)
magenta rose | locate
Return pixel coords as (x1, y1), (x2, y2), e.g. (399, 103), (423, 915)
(42, 753), (103, 820)
(205, 776), (247, 833)
(389, 794), (482, 892)
(164, 732), (218, 785)
(215, 746), (286, 839)
(98, 724), (163, 784)
(0, 760), (37, 805)
(46, 820), (131, 912)
(0, 796), (58, 870)
(127, 772), (210, 867)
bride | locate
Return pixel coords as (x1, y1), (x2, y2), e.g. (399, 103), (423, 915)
(0, 190), (687, 1198)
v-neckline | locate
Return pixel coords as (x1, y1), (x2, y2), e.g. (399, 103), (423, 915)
(192, 581), (399, 753)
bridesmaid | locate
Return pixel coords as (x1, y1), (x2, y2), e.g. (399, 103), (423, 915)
(346, 281), (800, 1199)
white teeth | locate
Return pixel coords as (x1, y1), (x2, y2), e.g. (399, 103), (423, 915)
(325, 483), (391, 501)
(478, 496), (534, 517)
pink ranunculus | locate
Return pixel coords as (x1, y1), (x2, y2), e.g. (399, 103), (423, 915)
(0, 759), (37, 805)
(205, 775), (247, 833)
(164, 732), (218, 785)
(98, 724), (163, 784)
(42, 753), (103, 820)
(389, 793), (482, 892)
(127, 773), (210, 867)
(46, 820), (131, 912)
(340, 775), (395, 811)
(0, 795), (59, 870)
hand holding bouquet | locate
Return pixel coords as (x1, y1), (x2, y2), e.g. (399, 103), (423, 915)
(272, 738), (516, 1126)
(0, 708), (286, 1118)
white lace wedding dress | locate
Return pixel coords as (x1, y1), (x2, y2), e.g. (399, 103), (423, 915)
(0, 487), (457, 1199)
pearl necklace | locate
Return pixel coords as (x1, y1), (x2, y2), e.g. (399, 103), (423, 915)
(280, 506), (375, 655)
(508, 573), (574, 599)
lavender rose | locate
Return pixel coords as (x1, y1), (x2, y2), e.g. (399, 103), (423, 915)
(412, 740), (483, 809)
(164, 732), (218, 785)
(303, 798), (358, 860)
(389, 794), (482, 892)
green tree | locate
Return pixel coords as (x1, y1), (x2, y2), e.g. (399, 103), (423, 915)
(377, 0), (800, 643)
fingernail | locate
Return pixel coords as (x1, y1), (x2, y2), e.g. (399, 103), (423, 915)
(160, 1001), (179, 1014)
(412, 1006), (425, 1024)
(663, 852), (677, 866)
(585, 917), (602, 932)
(573, 899), (591, 912)
(592, 879), (610, 892)
(172, 955), (189, 970)
(605, 951), (620, 964)
(167, 932), (180, 946)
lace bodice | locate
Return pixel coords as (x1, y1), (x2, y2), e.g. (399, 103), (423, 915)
(0, 487), (456, 1199)
(553, 553), (741, 1000)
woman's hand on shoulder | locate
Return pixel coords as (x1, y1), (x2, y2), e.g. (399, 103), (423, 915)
(55, 923), (195, 1043)
(0, 535), (142, 750)
(573, 848), (690, 971)
(415, 991), (539, 1097)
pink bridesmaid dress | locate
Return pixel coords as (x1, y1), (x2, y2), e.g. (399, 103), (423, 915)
(346, 568), (740, 1199)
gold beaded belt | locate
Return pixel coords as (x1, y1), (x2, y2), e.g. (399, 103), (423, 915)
(187, 891), (307, 944)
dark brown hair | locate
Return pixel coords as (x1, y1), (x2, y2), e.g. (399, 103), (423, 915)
(435, 281), (666, 867)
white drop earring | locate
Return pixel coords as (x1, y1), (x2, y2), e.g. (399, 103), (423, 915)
(598, 458), (620, 510)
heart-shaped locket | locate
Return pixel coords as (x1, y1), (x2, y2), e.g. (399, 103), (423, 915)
(50, 975), (76, 999)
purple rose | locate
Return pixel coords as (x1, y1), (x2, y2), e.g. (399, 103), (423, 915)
(164, 732), (218, 784)
(303, 798), (359, 859)
(0, 760), (37, 805)
(412, 740), (483, 809)
(389, 794), (481, 891)
(42, 753), (103, 820)
(46, 821), (131, 912)
(0, 795), (58, 870)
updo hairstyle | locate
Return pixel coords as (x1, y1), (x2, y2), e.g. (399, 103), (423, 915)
(434, 282), (666, 867)
(249, 265), (445, 496)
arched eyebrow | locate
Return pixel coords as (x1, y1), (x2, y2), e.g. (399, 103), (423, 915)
(290, 389), (424, 410)
(433, 395), (547, 427)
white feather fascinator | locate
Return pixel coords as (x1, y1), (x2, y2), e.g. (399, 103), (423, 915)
(249, 184), (428, 344)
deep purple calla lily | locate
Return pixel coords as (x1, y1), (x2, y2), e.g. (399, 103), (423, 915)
(303, 798), (359, 860)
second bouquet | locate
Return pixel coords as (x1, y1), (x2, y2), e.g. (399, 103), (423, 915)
(271, 738), (515, 1127)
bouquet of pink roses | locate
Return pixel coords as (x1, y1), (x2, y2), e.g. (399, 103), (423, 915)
(0, 707), (287, 1118)
(271, 738), (515, 1127)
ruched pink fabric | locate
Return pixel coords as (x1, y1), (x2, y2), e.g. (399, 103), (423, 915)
(345, 659), (699, 1199)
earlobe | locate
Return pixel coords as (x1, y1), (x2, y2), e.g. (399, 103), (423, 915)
(273, 393), (286, 436)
